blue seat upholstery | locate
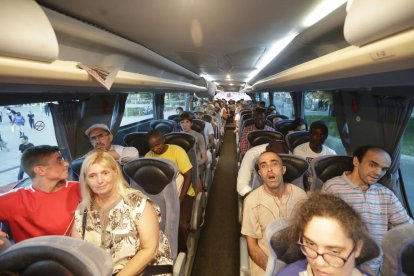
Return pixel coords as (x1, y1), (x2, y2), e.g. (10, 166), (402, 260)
(381, 224), (414, 276)
(123, 158), (179, 258)
(309, 155), (353, 191)
(247, 130), (284, 148)
(0, 236), (113, 276)
(123, 131), (150, 157)
(285, 131), (310, 152)
(150, 119), (176, 135)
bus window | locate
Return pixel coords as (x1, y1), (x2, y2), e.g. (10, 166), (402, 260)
(0, 104), (58, 187)
(272, 92), (294, 119)
(400, 109), (414, 211)
(164, 92), (186, 118)
(304, 91), (346, 155)
(121, 93), (154, 126)
(260, 92), (270, 107)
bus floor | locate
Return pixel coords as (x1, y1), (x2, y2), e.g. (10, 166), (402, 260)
(191, 125), (240, 276)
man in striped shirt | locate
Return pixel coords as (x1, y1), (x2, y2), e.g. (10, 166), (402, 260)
(322, 145), (413, 275)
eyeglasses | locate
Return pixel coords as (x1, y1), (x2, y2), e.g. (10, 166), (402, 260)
(89, 132), (109, 142)
(298, 241), (355, 268)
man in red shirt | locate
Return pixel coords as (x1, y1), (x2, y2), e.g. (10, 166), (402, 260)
(0, 145), (81, 243)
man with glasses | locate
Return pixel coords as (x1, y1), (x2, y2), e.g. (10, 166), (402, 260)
(241, 151), (307, 275)
(85, 124), (138, 165)
(322, 145), (413, 275)
(0, 146), (81, 243)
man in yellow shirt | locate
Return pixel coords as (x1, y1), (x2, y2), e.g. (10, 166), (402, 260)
(146, 129), (194, 253)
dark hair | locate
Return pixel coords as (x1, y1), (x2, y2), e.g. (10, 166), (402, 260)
(176, 107), (183, 111)
(288, 193), (379, 265)
(353, 145), (391, 162)
(21, 145), (60, 178)
(179, 112), (193, 123)
(21, 135), (29, 140)
(309, 120), (328, 134)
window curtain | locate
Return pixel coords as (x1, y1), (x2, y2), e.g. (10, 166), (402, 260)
(109, 94), (128, 135)
(377, 97), (414, 197)
(332, 91), (352, 155)
(49, 101), (85, 163)
(290, 92), (304, 119)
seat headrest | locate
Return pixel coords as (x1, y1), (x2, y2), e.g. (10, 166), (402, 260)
(314, 156), (353, 182)
(279, 154), (308, 183)
(123, 158), (176, 195)
(70, 157), (85, 178)
(150, 120), (175, 135)
(123, 132), (150, 156)
(286, 131), (310, 151)
(0, 236), (113, 276)
(164, 132), (195, 152)
(381, 224), (414, 276)
(247, 130), (284, 148)
(191, 119), (205, 133)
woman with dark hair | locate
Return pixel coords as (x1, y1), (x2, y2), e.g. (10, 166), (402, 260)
(276, 193), (379, 276)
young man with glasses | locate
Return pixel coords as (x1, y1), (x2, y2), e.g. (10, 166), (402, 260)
(85, 124), (138, 165)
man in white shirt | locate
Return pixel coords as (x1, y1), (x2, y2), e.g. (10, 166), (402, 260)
(293, 120), (336, 189)
(85, 124), (138, 165)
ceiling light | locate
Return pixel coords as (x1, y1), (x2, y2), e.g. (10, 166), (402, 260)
(302, 0), (347, 27)
(200, 73), (213, 82)
(226, 74), (231, 79)
(245, 32), (297, 83)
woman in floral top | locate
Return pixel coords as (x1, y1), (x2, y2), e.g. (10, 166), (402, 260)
(72, 151), (172, 275)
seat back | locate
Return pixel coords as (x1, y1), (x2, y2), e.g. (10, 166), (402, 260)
(70, 157), (85, 181)
(0, 236), (113, 276)
(164, 132), (198, 191)
(252, 154), (308, 190)
(191, 119), (205, 134)
(274, 119), (294, 133)
(265, 218), (302, 275)
(285, 131), (310, 152)
(247, 130), (284, 148)
(310, 155), (353, 191)
(123, 158), (179, 259)
(167, 114), (181, 131)
(123, 132), (150, 157)
(381, 224), (414, 276)
(150, 119), (176, 135)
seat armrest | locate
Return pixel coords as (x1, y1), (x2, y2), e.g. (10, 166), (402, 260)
(240, 236), (250, 276)
(190, 192), (205, 230)
(173, 252), (186, 276)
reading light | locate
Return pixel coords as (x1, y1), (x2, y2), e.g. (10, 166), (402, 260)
(302, 0), (347, 27)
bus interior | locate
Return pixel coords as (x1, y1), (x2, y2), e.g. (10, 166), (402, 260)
(1, 0), (414, 275)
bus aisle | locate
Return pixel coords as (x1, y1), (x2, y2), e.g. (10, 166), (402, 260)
(191, 125), (240, 275)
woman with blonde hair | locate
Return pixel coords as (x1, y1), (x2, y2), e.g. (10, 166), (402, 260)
(72, 151), (172, 275)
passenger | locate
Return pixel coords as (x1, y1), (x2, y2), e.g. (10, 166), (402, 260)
(71, 151), (173, 276)
(84, 123), (138, 165)
(276, 193), (379, 276)
(237, 139), (289, 197)
(322, 145), (414, 275)
(0, 145), (81, 243)
(17, 135), (34, 181)
(145, 129), (194, 253)
(175, 106), (184, 115)
(293, 120), (336, 190)
(241, 151), (307, 275)
(239, 107), (275, 157)
(179, 112), (207, 175)
(194, 106), (215, 152)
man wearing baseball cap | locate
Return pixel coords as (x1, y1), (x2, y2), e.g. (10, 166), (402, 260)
(84, 123), (138, 164)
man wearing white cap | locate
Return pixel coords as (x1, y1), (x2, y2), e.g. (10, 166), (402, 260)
(84, 124), (138, 164)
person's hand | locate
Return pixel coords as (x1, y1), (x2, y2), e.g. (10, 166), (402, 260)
(0, 231), (7, 246)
